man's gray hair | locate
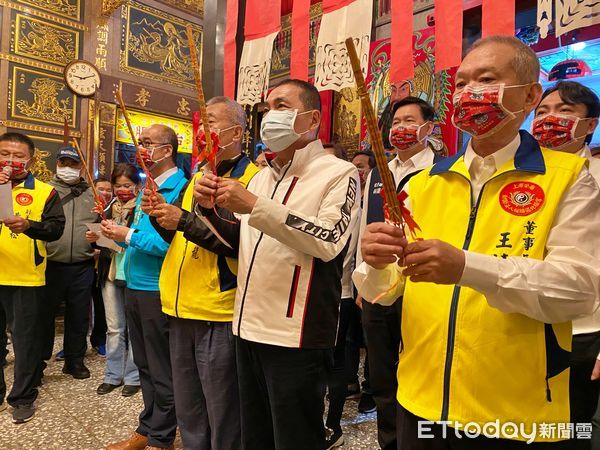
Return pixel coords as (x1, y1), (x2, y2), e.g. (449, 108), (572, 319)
(207, 96), (247, 132)
(466, 35), (540, 84)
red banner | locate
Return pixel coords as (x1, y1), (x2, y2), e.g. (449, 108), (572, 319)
(291, 0), (311, 81)
(435, 0), (463, 73)
(482, 0), (515, 37)
(244, 0), (282, 39)
(390, 0), (414, 83)
(322, 0), (355, 13)
(224, 0), (238, 98)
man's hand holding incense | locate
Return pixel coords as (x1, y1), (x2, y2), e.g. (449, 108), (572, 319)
(215, 179), (257, 215)
(403, 239), (465, 285)
(141, 189), (165, 214)
(361, 222), (407, 270)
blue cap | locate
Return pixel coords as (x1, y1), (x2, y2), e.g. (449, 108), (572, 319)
(56, 146), (81, 162)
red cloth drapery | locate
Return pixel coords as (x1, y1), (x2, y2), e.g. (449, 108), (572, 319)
(291, 0), (311, 80)
(244, 0), (282, 39)
(482, 0), (515, 37)
(224, 0), (239, 98)
(435, 0), (463, 73)
(390, 0), (414, 82)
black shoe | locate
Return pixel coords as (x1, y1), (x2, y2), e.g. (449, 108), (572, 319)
(358, 393), (377, 413)
(325, 427), (344, 449)
(345, 383), (361, 400)
(12, 403), (35, 424)
(62, 360), (90, 379)
(97, 382), (121, 395)
(121, 385), (141, 397)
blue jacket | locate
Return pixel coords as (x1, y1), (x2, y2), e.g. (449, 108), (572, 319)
(123, 169), (188, 291)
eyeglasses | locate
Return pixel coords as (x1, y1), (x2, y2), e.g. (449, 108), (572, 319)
(137, 141), (171, 151)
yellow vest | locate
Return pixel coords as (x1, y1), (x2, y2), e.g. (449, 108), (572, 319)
(399, 135), (585, 441)
(160, 157), (260, 321)
(0, 176), (55, 286)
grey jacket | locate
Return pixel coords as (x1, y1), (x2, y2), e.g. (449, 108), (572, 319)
(46, 177), (99, 263)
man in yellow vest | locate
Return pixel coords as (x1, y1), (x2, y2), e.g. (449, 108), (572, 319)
(354, 36), (600, 448)
(141, 96), (259, 450)
(0, 132), (65, 424)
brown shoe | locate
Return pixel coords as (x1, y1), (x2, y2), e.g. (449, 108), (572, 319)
(106, 432), (148, 450)
(143, 446), (174, 450)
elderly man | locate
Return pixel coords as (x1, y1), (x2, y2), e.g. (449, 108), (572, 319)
(354, 36), (600, 448)
(105, 124), (187, 450)
(144, 97), (259, 450)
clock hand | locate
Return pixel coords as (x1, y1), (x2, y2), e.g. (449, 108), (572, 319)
(79, 75), (96, 80)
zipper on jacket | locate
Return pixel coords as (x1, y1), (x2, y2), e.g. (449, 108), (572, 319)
(440, 176), (479, 422)
(237, 163), (293, 336)
(174, 241), (188, 317)
(440, 169), (524, 420)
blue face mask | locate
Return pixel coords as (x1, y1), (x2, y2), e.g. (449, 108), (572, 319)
(260, 109), (313, 152)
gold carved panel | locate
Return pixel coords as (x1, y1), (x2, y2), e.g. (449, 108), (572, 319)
(15, 0), (81, 21)
(333, 87), (362, 156)
(120, 1), (203, 89)
(155, 0), (204, 18)
(11, 13), (80, 66)
(8, 65), (77, 128)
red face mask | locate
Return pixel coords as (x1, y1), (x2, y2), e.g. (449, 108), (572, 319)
(531, 114), (582, 149)
(116, 189), (137, 202)
(0, 159), (29, 179)
(389, 124), (427, 151)
(98, 191), (113, 205)
(452, 84), (525, 138)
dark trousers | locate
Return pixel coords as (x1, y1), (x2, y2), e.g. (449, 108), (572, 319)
(125, 288), (176, 448)
(0, 304), (7, 367)
(327, 297), (355, 432)
(169, 317), (241, 450)
(363, 300), (402, 450)
(570, 331), (600, 450)
(396, 403), (566, 449)
(0, 286), (42, 406)
(345, 298), (365, 388)
(236, 337), (332, 450)
(41, 260), (94, 362)
(90, 271), (107, 348)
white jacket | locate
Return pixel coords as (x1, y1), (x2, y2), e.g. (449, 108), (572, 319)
(235, 140), (360, 348)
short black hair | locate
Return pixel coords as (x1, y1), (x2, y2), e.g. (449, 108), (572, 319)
(541, 81), (600, 144)
(0, 132), (35, 156)
(540, 81), (600, 118)
(111, 163), (141, 185)
(273, 79), (322, 112)
(93, 176), (110, 185)
(392, 96), (435, 122)
(352, 151), (376, 169)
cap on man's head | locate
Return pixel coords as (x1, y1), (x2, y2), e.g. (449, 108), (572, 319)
(57, 146), (81, 163)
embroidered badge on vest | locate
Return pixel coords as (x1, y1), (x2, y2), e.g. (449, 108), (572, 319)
(15, 193), (33, 206)
(499, 182), (545, 216)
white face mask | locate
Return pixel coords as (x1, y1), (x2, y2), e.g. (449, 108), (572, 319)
(56, 166), (81, 185)
(260, 109), (313, 153)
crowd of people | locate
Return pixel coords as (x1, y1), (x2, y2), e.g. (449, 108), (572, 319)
(1, 35), (600, 450)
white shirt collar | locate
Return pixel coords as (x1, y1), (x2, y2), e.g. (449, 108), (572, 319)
(464, 134), (521, 172)
(390, 147), (434, 172)
(153, 166), (178, 187)
(576, 145), (593, 161)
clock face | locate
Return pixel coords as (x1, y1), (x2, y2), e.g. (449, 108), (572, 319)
(64, 61), (101, 97)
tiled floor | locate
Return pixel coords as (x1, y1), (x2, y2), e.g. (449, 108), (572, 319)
(0, 333), (378, 450)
